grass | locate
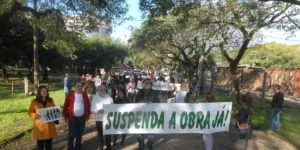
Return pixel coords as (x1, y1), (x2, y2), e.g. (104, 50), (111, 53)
(193, 92), (300, 148)
(0, 84), (65, 144)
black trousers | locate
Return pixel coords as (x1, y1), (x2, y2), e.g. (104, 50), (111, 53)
(37, 138), (52, 150)
(113, 134), (126, 144)
(96, 121), (111, 150)
(199, 86), (204, 95)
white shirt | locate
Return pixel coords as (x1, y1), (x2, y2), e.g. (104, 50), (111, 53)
(165, 76), (170, 83)
(74, 93), (84, 117)
(90, 94), (114, 121)
(127, 82), (136, 93)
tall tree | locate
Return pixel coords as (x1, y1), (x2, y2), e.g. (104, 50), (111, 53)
(139, 0), (300, 102)
(0, 0), (128, 91)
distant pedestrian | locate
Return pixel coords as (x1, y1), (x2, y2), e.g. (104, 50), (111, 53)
(269, 84), (284, 132)
(236, 93), (252, 150)
(126, 77), (136, 103)
(64, 73), (72, 97)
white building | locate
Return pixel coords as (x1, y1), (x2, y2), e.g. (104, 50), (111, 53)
(63, 14), (112, 38)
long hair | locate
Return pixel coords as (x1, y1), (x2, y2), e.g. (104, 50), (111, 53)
(83, 80), (96, 94)
(35, 86), (52, 103)
(117, 89), (128, 101)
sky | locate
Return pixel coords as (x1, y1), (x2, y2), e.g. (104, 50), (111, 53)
(111, 1), (300, 45)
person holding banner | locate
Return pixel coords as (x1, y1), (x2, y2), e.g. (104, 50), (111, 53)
(28, 86), (58, 150)
(63, 83), (90, 150)
(90, 84), (114, 150)
(135, 78), (160, 150)
(202, 92), (216, 150)
(113, 89), (128, 146)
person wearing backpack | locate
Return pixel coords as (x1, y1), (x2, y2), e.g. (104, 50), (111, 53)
(236, 94), (252, 150)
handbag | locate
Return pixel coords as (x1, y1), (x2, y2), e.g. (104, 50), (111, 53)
(237, 114), (251, 134)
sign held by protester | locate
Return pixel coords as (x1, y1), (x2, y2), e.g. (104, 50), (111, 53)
(103, 103), (232, 135)
(38, 106), (62, 124)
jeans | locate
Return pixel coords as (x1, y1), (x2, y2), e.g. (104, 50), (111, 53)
(203, 134), (213, 150)
(137, 134), (154, 149)
(270, 108), (282, 132)
(96, 121), (111, 150)
(194, 87), (199, 100)
(37, 138), (52, 150)
(239, 133), (248, 150)
(68, 116), (86, 150)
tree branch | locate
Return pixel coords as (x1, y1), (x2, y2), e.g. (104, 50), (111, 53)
(259, 0), (300, 6)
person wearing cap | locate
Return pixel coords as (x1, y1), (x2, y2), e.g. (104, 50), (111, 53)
(126, 76), (136, 103)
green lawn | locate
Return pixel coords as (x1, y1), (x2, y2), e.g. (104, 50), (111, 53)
(0, 84), (65, 144)
(194, 92), (300, 148)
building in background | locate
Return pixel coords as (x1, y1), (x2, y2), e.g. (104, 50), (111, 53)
(63, 14), (112, 38)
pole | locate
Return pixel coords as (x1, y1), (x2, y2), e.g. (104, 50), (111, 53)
(24, 77), (28, 96)
(262, 71), (267, 107)
(12, 81), (14, 99)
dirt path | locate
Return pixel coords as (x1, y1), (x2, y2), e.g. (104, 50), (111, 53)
(3, 115), (298, 150)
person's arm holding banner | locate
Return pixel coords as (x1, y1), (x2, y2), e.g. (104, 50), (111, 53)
(91, 97), (102, 114)
(28, 100), (41, 119)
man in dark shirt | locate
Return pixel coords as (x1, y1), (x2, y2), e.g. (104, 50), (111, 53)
(135, 79), (160, 150)
(270, 84), (284, 132)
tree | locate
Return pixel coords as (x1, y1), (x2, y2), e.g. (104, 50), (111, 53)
(259, 0), (300, 6)
(74, 37), (126, 75)
(130, 11), (218, 79)
(0, 11), (33, 83)
(139, 0), (300, 102)
(240, 42), (300, 68)
(0, 0), (128, 91)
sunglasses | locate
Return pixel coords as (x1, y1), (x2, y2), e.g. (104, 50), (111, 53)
(144, 82), (150, 84)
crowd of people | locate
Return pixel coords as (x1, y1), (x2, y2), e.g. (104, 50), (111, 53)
(27, 71), (285, 150)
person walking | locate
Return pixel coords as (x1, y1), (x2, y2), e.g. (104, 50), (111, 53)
(63, 83), (90, 150)
(28, 86), (59, 150)
(90, 84), (114, 150)
(93, 75), (102, 89)
(64, 73), (72, 98)
(126, 77), (136, 103)
(236, 94), (252, 150)
(113, 89), (128, 146)
(269, 84), (284, 132)
(135, 79), (160, 150)
(202, 92), (215, 150)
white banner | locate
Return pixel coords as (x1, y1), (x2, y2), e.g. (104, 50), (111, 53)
(38, 106), (62, 124)
(103, 103), (232, 135)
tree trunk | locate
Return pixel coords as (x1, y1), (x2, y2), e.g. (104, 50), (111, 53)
(262, 71), (267, 107)
(230, 61), (240, 103)
(33, 0), (39, 92)
(210, 64), (216, 93)
(197, 54), (205, 90)
(1, 68), (9, 83)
